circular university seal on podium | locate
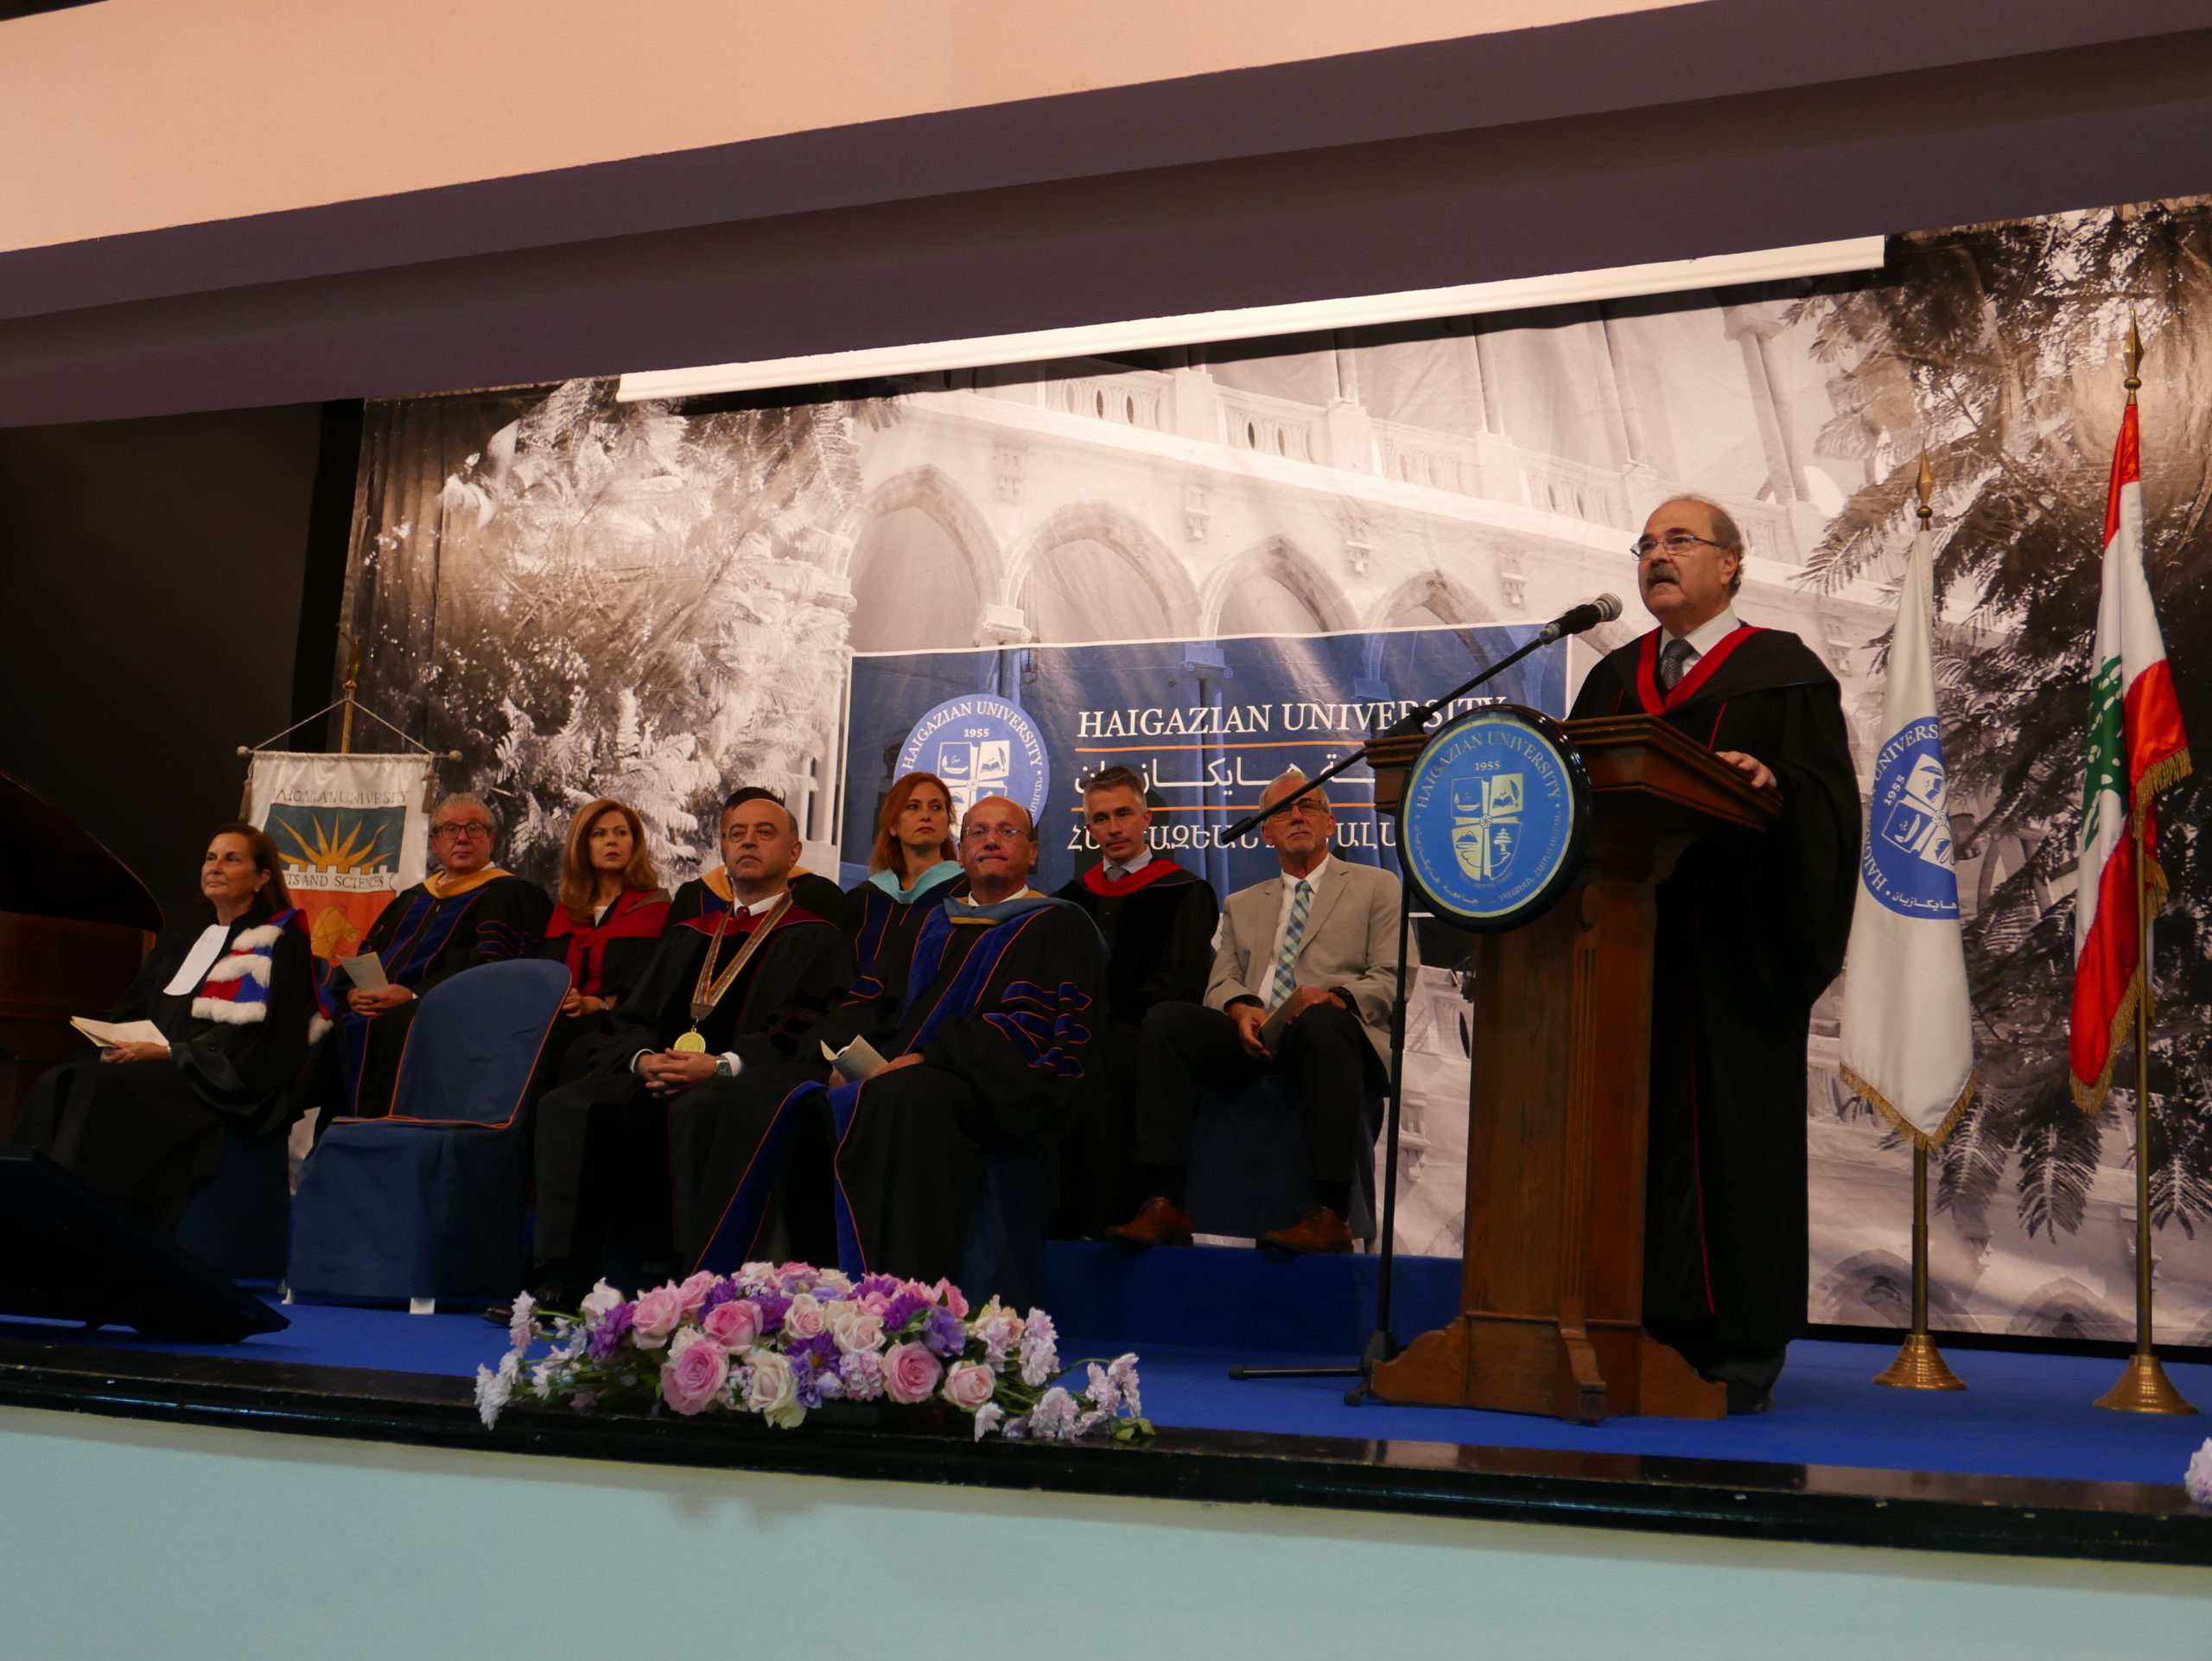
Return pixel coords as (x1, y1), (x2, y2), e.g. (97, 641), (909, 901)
(1398, 704), (1589, 933)
(896, 694), (1052, 824)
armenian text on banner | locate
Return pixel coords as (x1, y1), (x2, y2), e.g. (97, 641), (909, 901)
(248, 751), (434, 969)
(839, 624), (1566, 895)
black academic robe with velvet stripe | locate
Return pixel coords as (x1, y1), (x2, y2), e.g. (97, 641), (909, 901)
(1051, 857), (1220, 1234)
(537, 886), (671, 1080)
(684, 896), (1105, 1290)
(1570, 625), (1859, 1355)
(16, 907), (320, 1234)
(532, 900), (855, 1272)
(844, 866), (969, 982)
(670, 867), (852, 933)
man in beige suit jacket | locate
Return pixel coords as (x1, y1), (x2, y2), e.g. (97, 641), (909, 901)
(1103, 770), (1400, 1255)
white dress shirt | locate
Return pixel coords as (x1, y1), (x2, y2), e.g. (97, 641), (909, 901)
(1265, 854), (1334, 983)
(1103, 849), (1154, 882)
(1661, 606), (1742, 677)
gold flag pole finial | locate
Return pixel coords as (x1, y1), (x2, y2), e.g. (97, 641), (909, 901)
(338, 634), (363, 757)
(2125, 315), (2144, 405)
(1915, 449), (1934, 525)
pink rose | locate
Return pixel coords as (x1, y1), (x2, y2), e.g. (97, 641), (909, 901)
(702, 1298), (762, 1350)
(580, 1280), (624, 1321)
(883, 1340), (944, 1405)
(776, 1262), (820, 1293)
(931, 1279), (971, 1319)
(827, 1305), (884, 1356)
(856, 1289), (893, 1318)
(941, 1359), (995, 1412)
(675, 1271), (719, 1318)
(897, 1279), (935, 1302)
(660, 1336), (728, 1416)
(631, 1284), (686, 1350)
(744, 1350), (804, 1428)
(971, 1306), (1023, 1361)
(783, 1293), (828, 1340)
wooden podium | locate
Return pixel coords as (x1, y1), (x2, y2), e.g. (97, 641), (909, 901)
(1368, 716), (1778, 1423)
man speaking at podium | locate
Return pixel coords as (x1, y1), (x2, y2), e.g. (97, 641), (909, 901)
(1569, 496), (1859, 1412)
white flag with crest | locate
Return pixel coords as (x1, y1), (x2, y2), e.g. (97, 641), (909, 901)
(1839, 519), (1976, 1145)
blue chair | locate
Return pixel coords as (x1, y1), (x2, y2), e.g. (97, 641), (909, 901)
(174, 1123), (291, 1282)
(1185, 1078), (1384, 1244)
(288, 959), (569, 1308)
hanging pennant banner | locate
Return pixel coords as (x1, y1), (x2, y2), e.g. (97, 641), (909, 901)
(248, 751), (435, 969)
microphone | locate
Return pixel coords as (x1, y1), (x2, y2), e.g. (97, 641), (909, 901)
(1535, 593), (1623, 645)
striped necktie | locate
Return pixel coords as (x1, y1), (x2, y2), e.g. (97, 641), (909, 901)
(1269, 878), (1312, 1011)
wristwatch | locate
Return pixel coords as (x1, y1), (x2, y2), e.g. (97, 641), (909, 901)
(714, 1055), (736, 1079)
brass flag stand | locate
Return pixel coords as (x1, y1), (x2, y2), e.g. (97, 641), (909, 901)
(2092, 326), (2194, 1416)
(2093, 810), (2195, 1415)
(1871, 459), (1965, 1394)
(1873, 1142), (1965, 1391)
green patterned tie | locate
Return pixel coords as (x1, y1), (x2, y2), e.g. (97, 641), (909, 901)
(1268, 878), (1312, 1011)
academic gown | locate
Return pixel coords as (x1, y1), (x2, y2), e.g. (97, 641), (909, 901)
(844, 863), (967, 979)
(1569, 624), (1859, 1363)
(321, 870), (551, 1120)
(1050, 857), (1220, 1235)
(671, 866), (852, 932)
(686, 895), (1104, 1301)
(537, 887), (671, 1082)
(532, 901), (854, 1274)
(16, 907), (320, 1235)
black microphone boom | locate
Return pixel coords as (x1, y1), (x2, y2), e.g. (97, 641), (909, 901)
(1534, 592), (1624, 645)
(1212, 595), (1620, 846)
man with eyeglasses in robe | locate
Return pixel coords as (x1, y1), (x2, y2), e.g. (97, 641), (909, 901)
(1568, 495), (1859, 1412)
(321, 792), (552, 1121)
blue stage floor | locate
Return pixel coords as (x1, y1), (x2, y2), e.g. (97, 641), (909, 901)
(10, 1244), (2211, 1489)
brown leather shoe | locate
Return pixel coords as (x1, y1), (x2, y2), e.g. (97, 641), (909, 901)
(1102, 1194), (1194, 1248)
(1259, 1204), (1354, 1255)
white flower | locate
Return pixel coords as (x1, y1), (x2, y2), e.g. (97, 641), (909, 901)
(2187, 1440), (2212, 1506)
(1028, 1385), (1078, 1441)
(1018, 1308), (1059, 1388)
(1109, 1352), (1142, 1418)
(474, 1352), (520, 1429)
(580, 1281), (624, 1320)
(507, 1291), (537, 1358)
(744, 1349), (805, 1429)
(1084, 1361), (1120, 1414)
(972, 1402), (1005, 1441)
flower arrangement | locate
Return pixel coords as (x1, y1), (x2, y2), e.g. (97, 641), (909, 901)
(2188, 1440), (2212, 1506)
(475, 1262), (1153, 1444)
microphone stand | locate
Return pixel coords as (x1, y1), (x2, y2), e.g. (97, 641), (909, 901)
(1224, 617), (1576, 1404)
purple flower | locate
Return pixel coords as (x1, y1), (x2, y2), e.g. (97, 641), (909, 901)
(585, 1301), (635, 1362)
(840, 1348), (887, 1402)
(921, 1306), (968, 1359)
(856, 1274), (902, 1300)
(700, 1279), (741, 1315)
(755, 1294), (792, 1337)
(786, 1333), (841, 1409)
(881, 1292), (928, 1333)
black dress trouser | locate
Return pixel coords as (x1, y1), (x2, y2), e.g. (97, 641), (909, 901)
(1132, 1000), (1372, 1186)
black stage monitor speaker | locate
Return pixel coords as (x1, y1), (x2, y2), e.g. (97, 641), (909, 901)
(0, 1148), (289, 1342)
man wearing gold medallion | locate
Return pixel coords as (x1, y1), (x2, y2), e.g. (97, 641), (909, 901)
(526, 796), (852, 1305)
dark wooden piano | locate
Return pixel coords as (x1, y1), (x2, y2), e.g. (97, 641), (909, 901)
(0, 769), (160, 1138)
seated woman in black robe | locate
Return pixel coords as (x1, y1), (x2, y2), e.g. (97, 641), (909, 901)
(843, 769), (967, 978)
(538, 797), (670, 1083)
(16, 823), (321, 1237)
(670, 786), (850, 929)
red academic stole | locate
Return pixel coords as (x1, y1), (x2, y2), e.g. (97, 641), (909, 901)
(543, 888), (669, 996)
(1081, 857), (1188, 899)
(1633, 625), (1763, 716)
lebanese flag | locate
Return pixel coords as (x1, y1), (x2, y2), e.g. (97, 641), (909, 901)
(2069, 403), (2192, 1112)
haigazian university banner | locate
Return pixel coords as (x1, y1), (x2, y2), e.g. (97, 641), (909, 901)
(247, 752), (434, 969)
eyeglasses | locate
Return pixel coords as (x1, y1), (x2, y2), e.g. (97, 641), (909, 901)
(960, 825), (1032, 844)
(1632, 531), (1726, 559)
(432, 821), (493, 839)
